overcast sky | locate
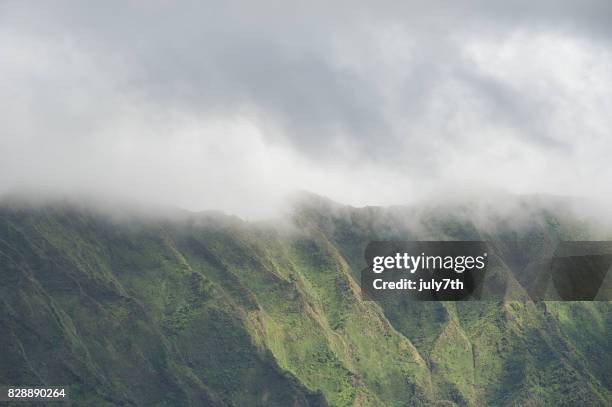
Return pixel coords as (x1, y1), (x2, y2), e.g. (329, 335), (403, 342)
(1, 1), (611, 218)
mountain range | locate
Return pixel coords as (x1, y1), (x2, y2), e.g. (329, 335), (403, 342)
(0, 193), (610, 406)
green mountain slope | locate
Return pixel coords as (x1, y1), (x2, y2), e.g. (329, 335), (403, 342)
(0, 195), (610, 406)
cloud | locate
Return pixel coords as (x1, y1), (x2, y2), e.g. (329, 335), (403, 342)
(0, 0), (611, 218)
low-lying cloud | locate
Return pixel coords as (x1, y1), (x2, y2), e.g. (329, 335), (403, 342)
(1, 1), (611, 218)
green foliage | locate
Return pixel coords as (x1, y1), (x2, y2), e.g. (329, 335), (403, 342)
(0, 196), (610, 406)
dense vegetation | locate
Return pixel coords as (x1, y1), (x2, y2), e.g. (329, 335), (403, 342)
(0, 194), (610, 406)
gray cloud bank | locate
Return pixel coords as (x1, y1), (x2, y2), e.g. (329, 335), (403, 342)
(1, 0), (611, 218)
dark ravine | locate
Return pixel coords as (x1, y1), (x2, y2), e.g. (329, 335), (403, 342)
(0, 194), (610, 406)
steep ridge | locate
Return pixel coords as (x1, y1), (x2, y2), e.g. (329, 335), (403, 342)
(291, 193), (611, 406)
(0, 195), (610, 406)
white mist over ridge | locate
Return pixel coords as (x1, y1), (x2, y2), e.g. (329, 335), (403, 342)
(3, 189), (610, 241)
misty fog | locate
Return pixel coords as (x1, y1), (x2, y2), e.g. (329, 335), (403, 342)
(1, 1), (611, 219)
